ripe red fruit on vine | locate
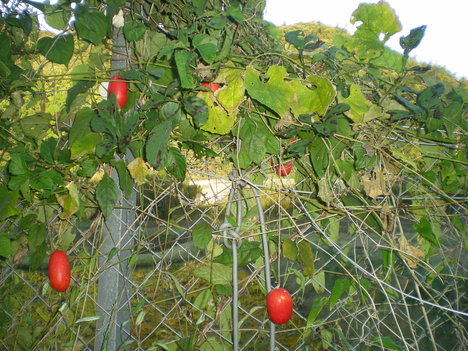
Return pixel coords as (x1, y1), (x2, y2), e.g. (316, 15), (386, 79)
(272, 161), (293, 177)
(108, 74), (128, 108)
(267, 288), (293, 325)
(201, 82), (220, 93)
(48, 250), (71, 292)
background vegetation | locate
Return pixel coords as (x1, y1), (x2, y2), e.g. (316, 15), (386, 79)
(0, 0), (466, 350)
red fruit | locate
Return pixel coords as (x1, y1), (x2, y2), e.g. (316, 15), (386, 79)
(108, 74), (128, 108)
(48, 250), (71, 292)
(273, 161), (293, 177)
(267, 288), (293, 325)
(201, 82), (220, 93)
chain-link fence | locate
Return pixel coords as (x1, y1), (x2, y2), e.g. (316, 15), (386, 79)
(1, 136), (466, 351)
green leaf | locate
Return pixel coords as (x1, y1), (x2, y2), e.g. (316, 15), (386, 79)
(174, 50), (196, 89)
(193, 263), (232, 285)
(245, 66), (334, 118)
(183, 96), (208, 128)
(245, 65), (293, 116)
(371, 47), (404, 72)
(9, 152), (29, 176)
(96, 173), (119, 219)
(329, 279), (350, 310)
(146, 120), (172, 166)
(40, 138), (57, 164)
(307, 297), (328, 325)
(346, 1), (401, 59)
(95, 139), (115, 160)
(20, 113), (51, 139)
(192, 0), (208, 15)
(192, 221), (213, 250)
(381, 248), (395, 272)
(70, 63), (94, 83)
(400, 25), (426, 56)
(78, 159), (98, 178)
(66, 80), (95, 112)
(285, 30), (320, 52)
(214, 284), (231, 296)
(214, 241), (261, 267)
(112, 159), (133, 198)
(417, 83), (445, 109)
(350, 1), (401, 41)
(207, 16), (227, 30)
(237, 116), (267, 168)
(30, 242), (47, 270)
(309, 137), (329, 178)
(30, 170), (63, 195)
(344, 84), (371, 123)
(335, 159), (360, 190)
(0, 60), (11, 78)
(0, 235), (11, 258)
(28, 223), (47, 250)
(298, 240), (315, 276)
(38, 34), (74, 65)
(375, 336), (402, 351)
(164, 147), (186, 180)
(91, 108), (117, 137)
(124, 21), (146, 42)
(44, 4), (72, 30)
(358, 278), (371, 304)
(217, 67), (246, 114)
(71, 133), (101, 159)
(75, 316), (102, 324)
(192, 34), (218, 64)
(282, 238), (297, 260)
(413, 218), (439, 246)
(75, 6), (107, 45)
(165, 272), (187, 298)
(226, 6), (244, 24)
(160, 102), (183, 121)
(69, 108), (95, 145)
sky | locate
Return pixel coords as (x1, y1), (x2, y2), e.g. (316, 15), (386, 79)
(263, 0), (468, 80)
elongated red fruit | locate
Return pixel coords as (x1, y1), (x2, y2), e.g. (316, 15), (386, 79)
(48, 250), (71, 292)
(108, 74), (128, 108)
(267, 288), (293, 324)
(273, 161), (293, 176)
(201, 82), (220, 93)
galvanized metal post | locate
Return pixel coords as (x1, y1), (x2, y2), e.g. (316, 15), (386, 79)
(95, 23), (135, 351)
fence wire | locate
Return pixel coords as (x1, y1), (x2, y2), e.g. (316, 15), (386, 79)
(0, 149), (467, 351)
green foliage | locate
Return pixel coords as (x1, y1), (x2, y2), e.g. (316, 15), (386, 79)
(0, 0), (467, 349)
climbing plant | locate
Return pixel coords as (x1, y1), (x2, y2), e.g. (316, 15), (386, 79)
(0, 0), (466, 349)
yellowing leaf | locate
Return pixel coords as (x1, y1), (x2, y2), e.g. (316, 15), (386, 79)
(56, 182), (80, 219)
(361, 166), (389, 199)
(344, 84), (370, 123)
(216, 69), (245, 114)
(244, 65), (294, 116)
(245, 66), (335, 120)
(289, 75), (336, 116)
(317, 178), (334, 204)
(199, 93), (235, 135)
(127, 157), (150, 186)
(399, 234), (424, 269)
(90, 167), (105, 183)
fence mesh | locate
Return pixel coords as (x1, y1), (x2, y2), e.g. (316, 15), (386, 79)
(1, 142), (466, 351)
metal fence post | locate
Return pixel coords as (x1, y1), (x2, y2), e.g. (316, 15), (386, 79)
(95, 24), (136, 351)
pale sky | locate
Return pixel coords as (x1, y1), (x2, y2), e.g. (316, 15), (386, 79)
(264, 0), (468, 80)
